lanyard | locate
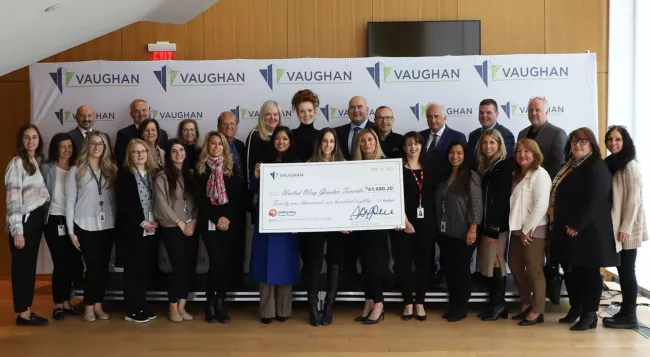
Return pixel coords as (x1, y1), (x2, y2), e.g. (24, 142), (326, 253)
(407, 164), (424, 205)
(90, 170), (104, 207)
(441, 175), (457, 217)
(177, 178), (189, 215)
(177, 178), (186, 201)
(136, 170), (152, 196)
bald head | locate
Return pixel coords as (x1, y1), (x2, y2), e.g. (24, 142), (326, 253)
(130, 99), (149, 125)
(75, 105), (94, 130)
(218, 111), (238, 142)
(348, 96), (368, 126)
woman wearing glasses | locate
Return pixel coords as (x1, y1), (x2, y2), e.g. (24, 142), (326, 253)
(603, 126), (648, 329)
(116, 139), (159, 323)
(177, 119), (200, 169)
(66, 132), (117, 322)
(549, 128), (618, 331)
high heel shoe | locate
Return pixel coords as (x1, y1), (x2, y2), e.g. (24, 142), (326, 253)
(511, 306), (532, 321)
(519, 313), (544, 326)
(362, 309), (385, 324)
(402, 305), (413, 321)
(354, 314), (369, 322)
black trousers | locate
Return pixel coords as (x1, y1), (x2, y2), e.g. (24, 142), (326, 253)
(617, 249), (638, 314)
(161, 226), (198, 303)
(563, 265), (602, 313)
(124, 232), (157, 315)
(76, 225), (114, 306)
(300, 232), (345, 294)
(343, 236), (361, 275)
(391, 226), (433, 305)
(438, 234), (476, 313)
(9, 205), (46, 313)
(203, 231), (238, 300)
(358, 230), (389, 303)
(44, 215), (82, 304)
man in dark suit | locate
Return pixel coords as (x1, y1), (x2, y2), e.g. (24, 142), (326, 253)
(517, 97), (568, 179)
(218, 111), (248, 288)
(67, 105), (114, 161)
(466, 99), (515, 169)
(114, 99), (170, 167)
(334, 96), (376, 160)
(374, 106), (403, 159)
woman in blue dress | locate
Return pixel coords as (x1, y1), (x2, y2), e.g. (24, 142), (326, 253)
(249, 126), (301, 324)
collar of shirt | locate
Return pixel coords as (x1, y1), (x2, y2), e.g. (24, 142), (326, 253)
(482, 123), (497, 131)
(351, 118), (369, 131)
(430, 124), (446, 138)
(79, 127), (92, 136)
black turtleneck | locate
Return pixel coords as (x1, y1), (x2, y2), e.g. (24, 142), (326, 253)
(291, 123), (319, 162)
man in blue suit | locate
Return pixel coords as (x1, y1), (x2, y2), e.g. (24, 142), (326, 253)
(466, 99), (515, 169)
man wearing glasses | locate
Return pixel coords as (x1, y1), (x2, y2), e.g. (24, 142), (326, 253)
(517, 97), (568, 178)
(375, 106), (404, 159)
(466, 99), (515, 169)
(334, 96), (377, 160)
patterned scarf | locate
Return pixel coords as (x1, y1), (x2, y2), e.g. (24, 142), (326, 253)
(206, 156), (229, 206)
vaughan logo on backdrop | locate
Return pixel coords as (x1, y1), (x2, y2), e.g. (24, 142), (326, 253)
(409, 103), (473, 121)
(230, 105), (292, 122)
(259, 64), (353, 90)
(49, 67), (140, 94)
(154, 65), (245, 92)
(319, 105), (376, 122)
(500, 101), (566, 120)
(474, 60), (570, 87)
(54, 108), (115, 125)
(367, 62), (461, 89)
(150, 107), (204, 120)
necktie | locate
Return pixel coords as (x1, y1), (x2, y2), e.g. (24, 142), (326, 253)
(428, 133), (438, 153)
(351, 126), (361, 152)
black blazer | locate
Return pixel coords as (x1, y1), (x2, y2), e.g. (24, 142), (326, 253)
(115, 166), (148, 238)
(419, 125), (467, 184)
(245, 130), (272, 185)
(334, 121), (377, 160)
(466, 122), (516, 169)
(480, 159), (514, 238)
(550, 157), (619, 268)
(195, 170), (246, 238)
(115, 124), (169, 167)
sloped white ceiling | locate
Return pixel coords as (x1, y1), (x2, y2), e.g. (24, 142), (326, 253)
(0, 0), (219, 76)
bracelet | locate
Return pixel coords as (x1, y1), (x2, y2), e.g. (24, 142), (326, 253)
(140, 222), (146, 228)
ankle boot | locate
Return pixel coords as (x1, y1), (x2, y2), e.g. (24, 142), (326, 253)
(321, 264), (340, 326)
(559, 306), (582, 324)
(308, 292), (321, 327)
(215, 296), (230, 323)
(570, 312), (598, 331)
(204, 298), (217, 323)
(481, 268), (508, 321)
(603, 309), (639, 329)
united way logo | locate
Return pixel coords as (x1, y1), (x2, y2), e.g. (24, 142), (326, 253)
(367, 62), (460, 89)
(259, 64), (352, 90)
(49, 67), (140, 93)
(500, 101), (566, 119)
(269, 209), (278, 217)
(154, 65), (245, 92)
(474, 60), (569, 87)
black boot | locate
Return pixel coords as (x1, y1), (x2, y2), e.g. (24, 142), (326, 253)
(570, 312), (598, 331)
(308, 292), (321, 327)
(204, 298), (217, 323)
(321, 264), (340, 326)
(481, 268), (508, 321)
(603, 310), (639, 329)
(559, 306), (582, 324)
(215, 296), (230, 323)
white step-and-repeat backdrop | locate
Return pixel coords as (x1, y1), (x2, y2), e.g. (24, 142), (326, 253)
(29, 54), (598, 274)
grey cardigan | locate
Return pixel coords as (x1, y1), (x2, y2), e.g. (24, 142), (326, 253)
(41, 162), (60, 224)
(434, 170), (483, 239)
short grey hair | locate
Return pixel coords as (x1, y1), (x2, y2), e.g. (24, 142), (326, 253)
(528, 96), (549, 112)
(426, 102), (446, 116)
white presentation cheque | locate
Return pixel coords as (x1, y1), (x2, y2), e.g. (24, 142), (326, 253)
(259, 159), (405, 233)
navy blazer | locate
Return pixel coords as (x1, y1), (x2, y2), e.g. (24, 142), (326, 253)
(419, 125), (467, 184)
(114, 124), (169, 167)
(334, 120), (377, 160)
(466, 122), (515, 169)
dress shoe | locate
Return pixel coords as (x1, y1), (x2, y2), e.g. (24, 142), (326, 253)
(354, 314), (369, 322)
(518, 314), (544, 326)
(95, 311), (110, 320)
(63, 305), (83, 316)
(511, 306), (532, 321)
(362, 309), (384, 324)
(260, 318), (273, 324)
(276, 316), (290, 322)
(402, 313), (413, 321)
(570, 312), (598, 331)
(17, 313), (49, 326)
(321, 264), (340, 326)
(53, 308), (65, 321)
(447, 312), (467, 322)
(416, 314), (427, 321)
(215, 297), (230, 323)
(603, 313), (639, 329)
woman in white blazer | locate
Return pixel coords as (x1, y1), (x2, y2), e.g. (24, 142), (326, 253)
(508, 139), (552, 326)
(603, 126), (648, 329)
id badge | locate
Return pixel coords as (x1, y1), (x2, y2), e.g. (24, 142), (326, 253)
(440, 220), (447, 233)
(208, 220), (216, 231)
(57, 225), (66, 236)
(417, 206), (424, 219)
(183, 206), (189, 215)
(98, 212), (106, 224)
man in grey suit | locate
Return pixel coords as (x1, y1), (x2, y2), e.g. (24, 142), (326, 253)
(517, 97), (568, 178)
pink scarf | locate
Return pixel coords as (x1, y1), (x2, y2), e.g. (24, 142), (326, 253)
(206, 156), (229, 206)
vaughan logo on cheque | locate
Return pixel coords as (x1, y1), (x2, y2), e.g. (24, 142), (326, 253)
(269, 171), (304, 180)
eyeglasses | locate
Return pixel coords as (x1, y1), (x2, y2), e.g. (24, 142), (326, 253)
(131, 149), (148, 155)
(570, 139), (589, 147)
(375, 116), (394, 121)
(89, 141), (105, 147)
(182, 128), (196, 133)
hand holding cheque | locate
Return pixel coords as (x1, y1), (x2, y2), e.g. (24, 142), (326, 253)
(258, 159), (405, 233)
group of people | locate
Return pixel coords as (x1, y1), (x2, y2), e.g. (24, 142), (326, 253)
(5, 91), (646, 333)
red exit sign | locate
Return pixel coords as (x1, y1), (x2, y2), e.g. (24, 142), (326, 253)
(150, 51), (176, 61)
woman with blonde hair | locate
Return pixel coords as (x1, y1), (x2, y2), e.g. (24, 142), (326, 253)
(196, 131), (245, 323)
(245, 100), (284, 187)
(115, 139), (159, 323)
(66, 131), (117, 322)
(475, 129), (513, 321)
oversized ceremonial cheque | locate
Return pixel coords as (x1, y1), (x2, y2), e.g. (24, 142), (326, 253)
(259, 159), (405, 233)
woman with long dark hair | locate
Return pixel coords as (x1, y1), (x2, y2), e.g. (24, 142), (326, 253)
(155, 138), (199, 322)
(5, 124), (50, 326)
(249, 126), (300, 324)
(177, 119), (200, 169)
(603, 126), (648, 329)
(42, 132), (82, 320)
(302, 128), (346, 326)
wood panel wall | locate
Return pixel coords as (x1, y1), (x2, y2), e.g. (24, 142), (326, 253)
(0, 0), (609, 277)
